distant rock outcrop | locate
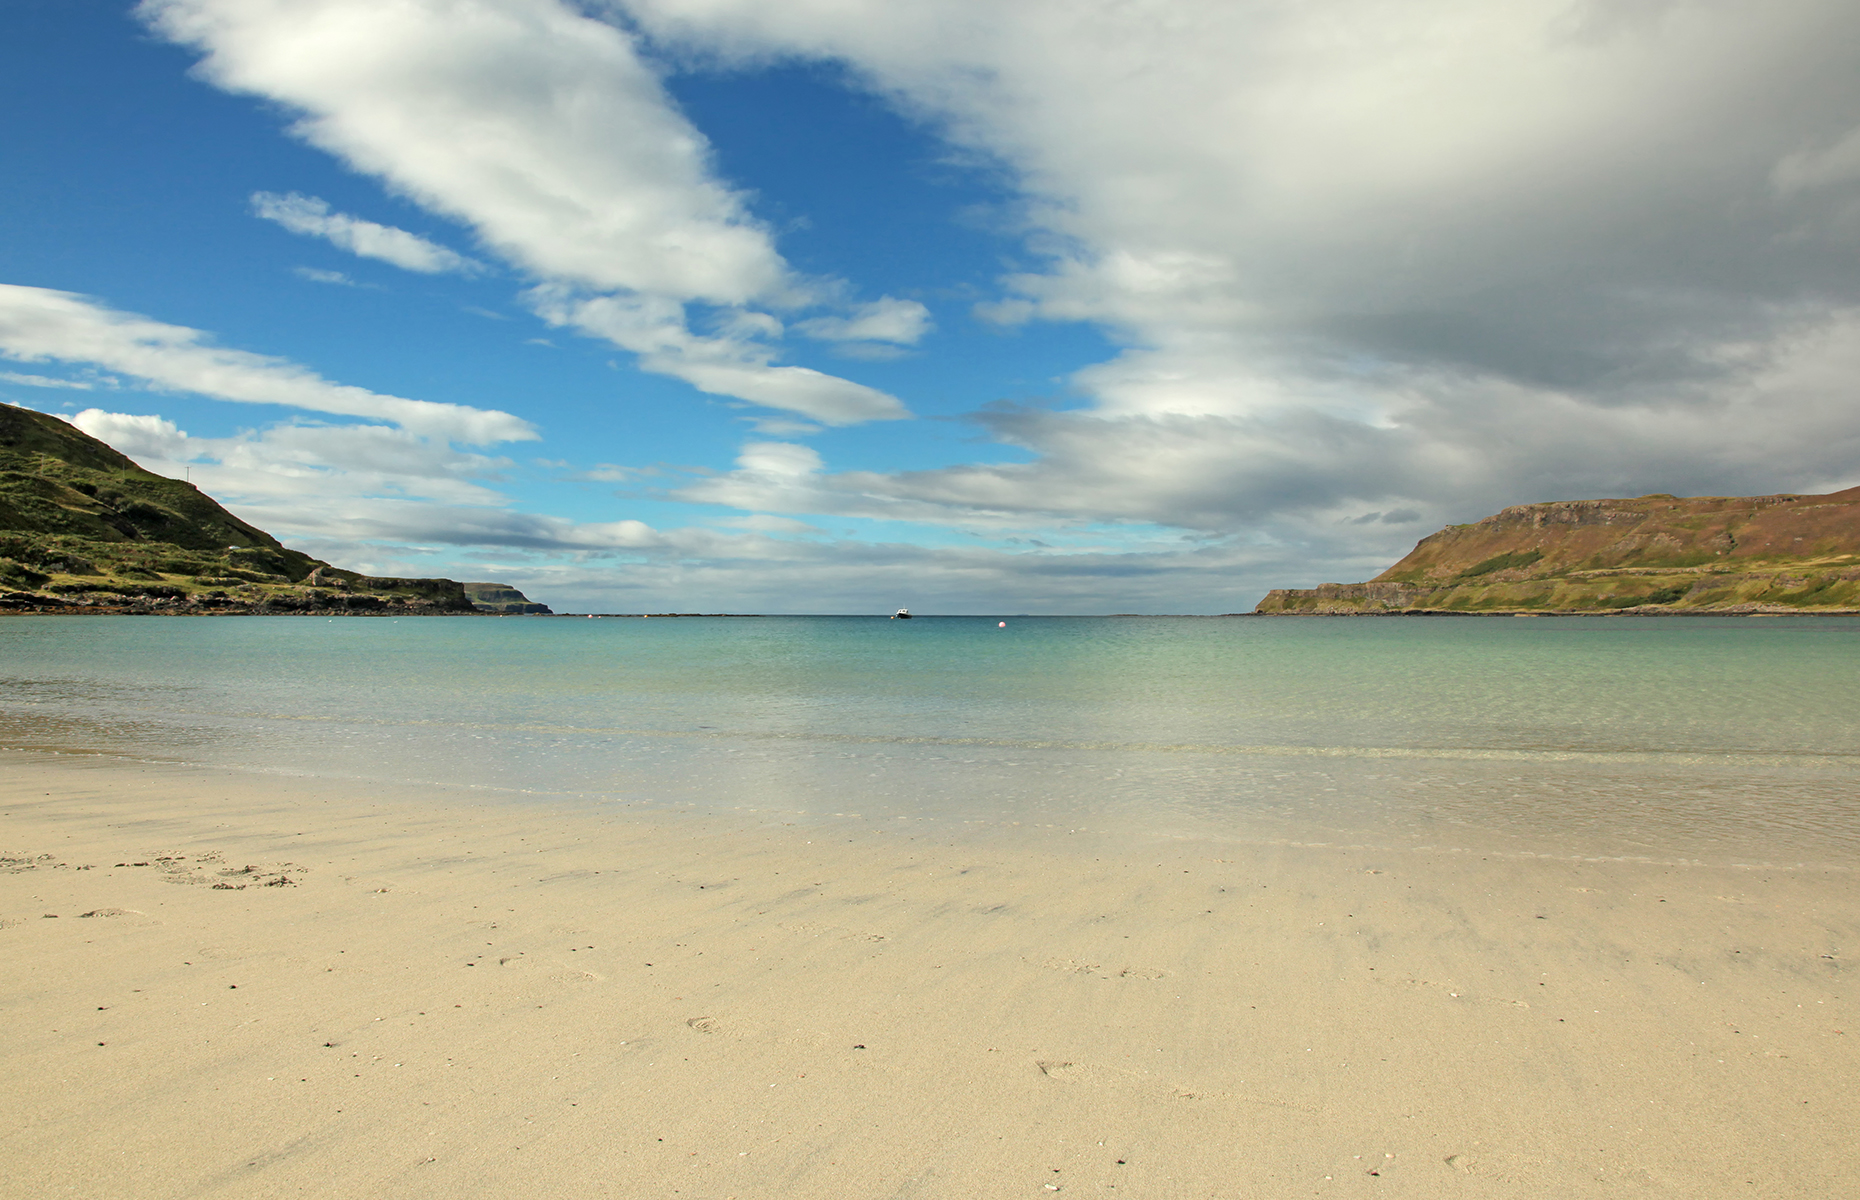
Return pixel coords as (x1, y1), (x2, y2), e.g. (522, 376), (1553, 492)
(462, 583), (552, 614)
(1257, 487), (1860, 614)
(0, 404), (485, 615)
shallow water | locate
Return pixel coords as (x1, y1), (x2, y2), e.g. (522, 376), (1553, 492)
(3, 614), (1857, 864)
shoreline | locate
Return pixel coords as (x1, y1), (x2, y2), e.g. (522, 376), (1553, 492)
(8, 607), (1860, 618)
(3, 750), (1855, 1197)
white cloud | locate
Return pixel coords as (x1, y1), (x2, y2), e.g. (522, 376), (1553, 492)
(733, 441), (823, 478)
(70, 406), (524, 550)
(143, 0), (783, 302)
(254, 192), (483, 274)
(796, 297), (932, 344)
(0, 285), (536, 445)
(1, 370), (95, 389)
(675, 438), (1046, 528)
(671, 360), (906, 425)
(145, 0), (911, 424)
(530, 287), (908, 424)
(69, 410), (190, 460)
(292, 265), (360, 286)
(225, 495), (684, 552)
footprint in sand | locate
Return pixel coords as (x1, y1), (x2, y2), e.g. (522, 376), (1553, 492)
(494, 953), (602, 984)
(193, 946), (246, 960)
(685, 1013), (758, 1039)
(1037, 1060), (1151, 1088)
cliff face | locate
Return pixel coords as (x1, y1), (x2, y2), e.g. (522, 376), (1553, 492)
(0, 404), (477, 615)
(462, 583), (553, 615)
(1257, 487), (1860, 614)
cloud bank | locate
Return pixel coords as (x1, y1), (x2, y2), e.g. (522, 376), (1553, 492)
(616, 0), (1860, 540)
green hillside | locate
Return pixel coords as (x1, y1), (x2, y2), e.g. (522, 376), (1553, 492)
(1257, 488), (1860, 614)
(0, 404), (475, 614)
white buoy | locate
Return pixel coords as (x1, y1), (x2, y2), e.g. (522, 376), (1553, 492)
(998, 621), (1006, 628)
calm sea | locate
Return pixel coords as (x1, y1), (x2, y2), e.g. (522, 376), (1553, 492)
(3, 614), (1857, 865)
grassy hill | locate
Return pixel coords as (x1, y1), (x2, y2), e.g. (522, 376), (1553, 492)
(462, 583), (553, 615)
(1256, 488), (1860, 614)
(0, 404), (480, 614)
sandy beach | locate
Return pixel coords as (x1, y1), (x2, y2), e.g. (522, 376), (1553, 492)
(2, 750), (1854, 1199)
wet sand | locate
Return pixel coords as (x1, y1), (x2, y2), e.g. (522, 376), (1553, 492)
(2, 750), (1854, 1198)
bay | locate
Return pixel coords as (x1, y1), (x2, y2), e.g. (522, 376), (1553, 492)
(3, 613), (1857, 865)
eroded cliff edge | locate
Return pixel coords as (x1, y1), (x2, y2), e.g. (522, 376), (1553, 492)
(1257, 488), (1860, 614)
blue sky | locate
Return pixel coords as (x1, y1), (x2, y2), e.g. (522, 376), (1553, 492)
(4, 0), (1859, 612)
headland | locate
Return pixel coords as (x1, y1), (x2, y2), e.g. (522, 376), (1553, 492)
(0, 404), (544, 615)
(1259, 487), (1860, 614)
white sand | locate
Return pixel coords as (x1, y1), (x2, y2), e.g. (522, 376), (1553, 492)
(2, 750), (1854, 1198)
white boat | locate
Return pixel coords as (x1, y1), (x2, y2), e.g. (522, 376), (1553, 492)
(892, 607), (912, 619)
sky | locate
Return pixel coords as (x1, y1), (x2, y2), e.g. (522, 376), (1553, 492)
(3, 0), (1859, 614)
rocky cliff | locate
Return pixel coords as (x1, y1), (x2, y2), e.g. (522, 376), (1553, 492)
(1256, 487), (1860, 614)
(0, 404), (479, 615)
(462, 583), (553, 615)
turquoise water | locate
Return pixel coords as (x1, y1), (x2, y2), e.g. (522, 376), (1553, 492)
(3, 614), (1858, 863)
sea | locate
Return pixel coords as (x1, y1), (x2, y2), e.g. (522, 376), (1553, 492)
(3, 613), (1857, 867)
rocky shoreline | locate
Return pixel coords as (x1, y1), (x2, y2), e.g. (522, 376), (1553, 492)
(0, 585), (478, 615)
